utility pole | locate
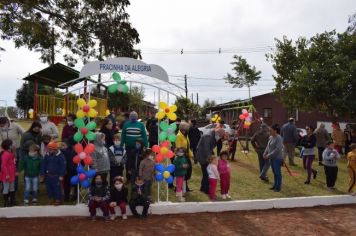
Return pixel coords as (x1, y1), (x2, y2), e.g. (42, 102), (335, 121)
(51, 28), (55, 65)
(184, 74), (188, 99)
(191, 93), (193, 102)
(196, 93), (199, 105)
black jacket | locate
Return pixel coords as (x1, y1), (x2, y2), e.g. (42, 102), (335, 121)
(188, 126), (201, 149)
(300, 134), (317, 148)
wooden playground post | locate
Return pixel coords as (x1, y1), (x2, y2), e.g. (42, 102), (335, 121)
(33, 79), (39, 119)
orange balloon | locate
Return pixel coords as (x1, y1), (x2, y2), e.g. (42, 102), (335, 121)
(84, 143), (95, 154)
(74, 143), (83, 154)
(73, 156), (81, 164)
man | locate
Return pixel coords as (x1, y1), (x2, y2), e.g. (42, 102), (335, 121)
(251, 123), (270, 181)
(315, 123), (330, 166)
(196, 128), (226, 194)
(188, 119), (201, 164)
(280, 118), (299, 166)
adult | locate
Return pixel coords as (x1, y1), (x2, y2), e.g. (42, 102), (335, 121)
(332, 123), (345, 154)
(280, 118), (299, 166)
(20, 121), (42, 156)
(188, 119), (201, 164)
(228, 120), (238, 161)
(251, 123), (270, 181)
(147, 118), (158, 148)
(119, 112), (130, 130)
(38, 111), (59, 139)
(196, 128), (226, 194)
(216, 120), (225, 156)
(61, 113), (77, 141)
(92, 132), (111, 181)
(106, 110), (118, 133)
(315, 123), (330, 166)
(300, 126), (318, 184)
(263, 124), (284, 192)
(100, 118), (115, 148)
(345, 124), (354, 154)
(176, 122), (194, 192)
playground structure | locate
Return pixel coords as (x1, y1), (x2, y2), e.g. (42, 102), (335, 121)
(22, 63), (108, 123)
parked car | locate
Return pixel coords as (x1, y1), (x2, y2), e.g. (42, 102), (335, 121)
(198, 123), (233, 136)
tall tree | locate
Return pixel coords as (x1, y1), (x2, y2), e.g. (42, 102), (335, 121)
(225, 55), (261, 99)
(267, 30), (356, 118)
(201, 99), (216, 119)
(347, 12), (356, 35)
(0, 0), (140, 65)
(174, 97), (200, 120)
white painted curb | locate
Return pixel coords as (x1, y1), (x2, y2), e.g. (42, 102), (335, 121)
(0, 195), (355, 218)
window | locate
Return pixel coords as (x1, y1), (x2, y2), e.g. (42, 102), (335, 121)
(263, 108), (272, 118)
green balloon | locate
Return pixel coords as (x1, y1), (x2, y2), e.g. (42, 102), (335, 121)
(74, 132), (84, 142)
(112, 72), (121, 82)
(74, 118), (85, 129)
(86, 131), (96, 141)
(118, 84), (129, 94)
(170, 123), (177, 131)
(159, 132), (167, 141)
(108, 84), (118, 93)
(160, 121), (169, 131)
(86, 121), (97, 130)
(168, 135), (176, 143)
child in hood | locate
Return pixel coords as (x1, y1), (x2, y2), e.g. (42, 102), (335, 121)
(18, 144), (42, 205)
(109, 176), (128, 220)
(88, 174), (110, 221)
(173, 147), (189, 202)
(92, 132), (110, 181)
(129, 176), (150, 218)
(108, 134), (125, 185)
(322, 141), (341, 190)
(218, 151), (231, 199)
(1, 139), (16, 207)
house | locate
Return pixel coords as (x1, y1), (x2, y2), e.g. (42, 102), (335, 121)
(210, 92), (355, 130)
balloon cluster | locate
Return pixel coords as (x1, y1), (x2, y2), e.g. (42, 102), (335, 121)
(73, 118), (97, 142)
(155, 163), (175, 184)
(152, 140), (175, 163)
(156, 102), (177, 121)
(73, 143), (94, 165)
(159, 121), (177, 143)
(108, 72), (129, 94)
(70, 164), (96, 188)
(76, 99), (98, 118)
(239, 109), (252, 129)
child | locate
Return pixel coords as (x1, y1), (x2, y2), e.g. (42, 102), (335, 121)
(138, 149), (155, 202)
(173, 147), (188, 202)
(40, 141), (66, 205)
(218, 151), (231, 199)
(322, 141), (341, 190)
(108, 134), (125, 185)
(93, 132), (110, 182)
(207, 156), (219, 201)
(40, 134), (51, 157)
(346, 144), (356, 195)
(88, 174), (110, 221)
(18, 144), (42, 205)
(61, 139), (77, 202)
(109, 176), (128, 220)
(1, 139), (16, 207)
(129, 176), (150, 218)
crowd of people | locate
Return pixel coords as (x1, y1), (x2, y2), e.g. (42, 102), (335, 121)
(0, 111), (356, 221)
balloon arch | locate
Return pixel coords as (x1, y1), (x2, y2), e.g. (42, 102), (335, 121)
(59, 57), (184, 204)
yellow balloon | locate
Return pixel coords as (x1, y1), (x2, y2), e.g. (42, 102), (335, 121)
(88, 99), (97, 108)
(88, 109), (98, 118)
(156, 111), (165, 120)
(105, 109), (110, 116)
(169, 105), (177, 113)
(163, 171), (170, 179)
(160, 147), (169, 155)
(77, 98), (86, 108)
(167, 112), (177, 121)
(76, 110), (85, 118)
(159, 101), (168, 110)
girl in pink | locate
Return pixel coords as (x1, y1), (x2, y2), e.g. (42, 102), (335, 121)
(218, 151), (231, 199)
(1, 139), (16, 207)
(207, 156), (219, 201)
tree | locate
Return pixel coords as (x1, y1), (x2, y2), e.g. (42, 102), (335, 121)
(0, 0), (140, 66)
(15, 82), (34, 117)
(128, 86), (145, 114)
(201, 99), (216, 119)
(267, 30), (356, 118)
(174, 97), (200, 120)
(225, 55), (261, 99)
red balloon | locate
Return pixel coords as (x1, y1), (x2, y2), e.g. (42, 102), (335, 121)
(239, 114), (245, 120)
(155, 153), (164, 163)
(84, 157), (93, 165)
(82, 105), (90, 113)
(152, 145), (160, 153)
(73, 155), (81, 164)
(244, 113), (249, 118)
(84, 143), (95, 154)
(166, 150), (174, 159)
(74, 143), (83, 154)
(79, 173), (86, 181)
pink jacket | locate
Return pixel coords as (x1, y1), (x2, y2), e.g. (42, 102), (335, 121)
(0, 151), (16, 182)
(218, 159), (230, 175)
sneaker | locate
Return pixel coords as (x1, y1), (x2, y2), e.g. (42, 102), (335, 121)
(304, 181), (310, 185)
(110, 215), (116, 221)
(222, 194), (227, 200)
(226, 194), (232, 199)
(32, 198), (38, 204)
(122, 214), (128, 220)
(24, 199), (29, 206)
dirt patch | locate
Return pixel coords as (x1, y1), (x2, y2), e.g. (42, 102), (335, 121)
(0, 205), (355, 236)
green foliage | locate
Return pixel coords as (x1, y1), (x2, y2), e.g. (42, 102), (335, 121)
(15, 82), (34, 115)
(225, 55), (261, 89)
(108, 86), (146, 115)
(267, 31), (356, 118)
(0, 0), (140, 65)
(174, 96), (200, 120)
(200, 99), (216, 119)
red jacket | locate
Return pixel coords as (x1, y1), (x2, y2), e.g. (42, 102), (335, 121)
(0, 151), (16, 182)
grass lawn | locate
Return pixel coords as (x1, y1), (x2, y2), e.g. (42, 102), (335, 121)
(0, 121), (351, 207)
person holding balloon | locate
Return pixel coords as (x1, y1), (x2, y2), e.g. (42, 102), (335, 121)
(129, 176), (150, 218)
(88, 174), (110, 221)
(40, 141), (66, 205)
(109, 176), (128, 220)
(173, 147), (189, 202)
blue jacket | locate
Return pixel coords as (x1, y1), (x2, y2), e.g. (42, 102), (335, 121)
(281, 122), (299, 144)
(41, 151), (66, 176)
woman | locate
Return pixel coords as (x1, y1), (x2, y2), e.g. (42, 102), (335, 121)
(20, 121), (42, 156)
(61, 113), (77, 141)
(301, 126), (318, 184)
(100, 118), (114, 148)
(332, 123), (345, 154)
(38, 111), (59, 139)
(263, 124), (284, 192)
(176, 122), (194, 192)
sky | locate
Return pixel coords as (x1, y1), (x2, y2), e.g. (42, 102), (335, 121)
(0, 0), (354, 107)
